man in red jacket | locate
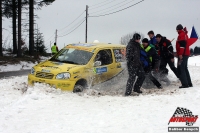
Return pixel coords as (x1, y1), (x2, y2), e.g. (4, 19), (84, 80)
(176, 24), (192, 88)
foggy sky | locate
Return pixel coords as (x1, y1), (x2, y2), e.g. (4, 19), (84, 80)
(2, 0), (200, 52)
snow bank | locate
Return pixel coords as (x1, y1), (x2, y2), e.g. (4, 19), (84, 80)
(0, 61), (37, 72)
(0, 56), (50, 72)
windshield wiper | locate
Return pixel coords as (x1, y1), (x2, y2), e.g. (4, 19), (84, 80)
(61, 60), (78, 64)
(49, 58), (60, 62)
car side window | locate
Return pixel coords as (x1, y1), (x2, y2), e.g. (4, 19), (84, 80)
(95, 49), (113, 66)
(113, 49), (126, 62)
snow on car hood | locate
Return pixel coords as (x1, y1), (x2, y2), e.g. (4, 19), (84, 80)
(34, 60), (80, 73)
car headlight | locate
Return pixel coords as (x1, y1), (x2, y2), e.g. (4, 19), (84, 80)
(56, 73), (71, 79)
(31, 67), (35, 75)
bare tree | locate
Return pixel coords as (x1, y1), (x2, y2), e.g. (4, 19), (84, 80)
(120, 32), (145, 46)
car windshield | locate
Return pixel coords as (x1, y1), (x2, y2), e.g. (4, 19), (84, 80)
(50, 48), (93, 65)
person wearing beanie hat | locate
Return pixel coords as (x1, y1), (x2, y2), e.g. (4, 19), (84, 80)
(155, 34), (179, 81)
(141, 38), (162, 89)
(176, 24), (183, 30)
(148, 30), (157, 45)
(142, 38), (149, 43)
(155, 34), (162, 38)
(125, 33), (145, 96)
(132, 33), (141, 40)
(176, 24), (193, 88)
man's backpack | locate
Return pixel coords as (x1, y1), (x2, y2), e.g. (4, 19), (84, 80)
(140, 48), (151, 72)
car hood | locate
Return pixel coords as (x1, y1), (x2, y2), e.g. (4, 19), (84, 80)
(34, 60), (81, 73)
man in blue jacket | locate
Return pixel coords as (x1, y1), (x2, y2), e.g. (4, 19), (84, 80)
(148, 30), (157, 45)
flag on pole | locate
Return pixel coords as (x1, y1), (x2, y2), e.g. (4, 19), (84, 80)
(187, 26), (198, 46)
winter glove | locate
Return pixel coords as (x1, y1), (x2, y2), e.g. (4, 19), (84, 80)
(178, 59), (183, 66)
(171, 58), (174, 63)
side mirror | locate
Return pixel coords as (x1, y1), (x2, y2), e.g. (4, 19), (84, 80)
(94, 61), (102, 67)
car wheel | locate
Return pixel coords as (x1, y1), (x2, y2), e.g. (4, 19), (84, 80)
(73, 85), (84, 93)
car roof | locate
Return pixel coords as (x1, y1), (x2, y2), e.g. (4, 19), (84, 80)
(65, 43), (125, 52)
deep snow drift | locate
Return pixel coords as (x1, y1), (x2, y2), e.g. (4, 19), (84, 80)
(0, 56), (200, 133)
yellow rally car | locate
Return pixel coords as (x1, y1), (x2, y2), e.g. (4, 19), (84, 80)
(28, 43), (126, 92)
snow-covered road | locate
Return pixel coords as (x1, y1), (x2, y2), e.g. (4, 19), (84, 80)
(0, 57), (200, 133)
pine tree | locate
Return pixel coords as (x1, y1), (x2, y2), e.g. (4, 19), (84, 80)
(34, 28), (47, 55)
(0, 0), (2, 56)
(17, 0), (21, 57)
(2, 0), (55, 56)
(29, 0), (34, 55)
(198, 47), (200, 55)
(190, 48), (194, 56)
(194, 46), (199, 55)
(29, 0), (55, 56)
(2, 0), (18, 54)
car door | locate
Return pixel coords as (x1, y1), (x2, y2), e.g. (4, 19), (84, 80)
(92, 49), (116, 85)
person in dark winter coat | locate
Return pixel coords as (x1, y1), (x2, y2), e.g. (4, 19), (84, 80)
(156, 34), (179, 79)
(148, 30), (157, 45)
(141, 38), (162, 89)
(142, 38), (160, 71)
(125, 33), (145, 96)
(176, 24), (192, 88)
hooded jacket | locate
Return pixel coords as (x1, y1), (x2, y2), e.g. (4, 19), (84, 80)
(176, 28), (190, 56)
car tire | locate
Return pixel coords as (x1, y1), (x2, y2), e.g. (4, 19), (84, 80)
(73, 85), (84, 93)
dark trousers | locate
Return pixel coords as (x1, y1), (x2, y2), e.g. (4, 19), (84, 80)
(160, 58), (179, 78)
(177, 56), (192, 86)
(125, 66), (145, 95)
(146, 72), (162, 88)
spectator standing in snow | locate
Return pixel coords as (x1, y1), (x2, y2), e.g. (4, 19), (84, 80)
(125, 33), (145, 96)
(156, 34), (179, 79)
(176, 24), (193, 88)
(51, 43), (59, 55)
(148, 30), (157, 45)
(141, 38), (162, 89)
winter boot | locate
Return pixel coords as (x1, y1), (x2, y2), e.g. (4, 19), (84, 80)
(188, 83), (193, 87)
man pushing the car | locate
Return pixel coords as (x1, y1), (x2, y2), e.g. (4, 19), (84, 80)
(125, 33), (145, 96)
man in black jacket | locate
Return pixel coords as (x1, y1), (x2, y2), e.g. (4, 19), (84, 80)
(156, 34), (179, 79)
(125, 33), (145, 96)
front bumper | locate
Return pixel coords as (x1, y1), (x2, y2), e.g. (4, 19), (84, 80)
(28, 74), (76, 91)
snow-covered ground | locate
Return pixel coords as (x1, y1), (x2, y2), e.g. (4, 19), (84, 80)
(0, 57), (200, 133)
(188, 55), (200, 66)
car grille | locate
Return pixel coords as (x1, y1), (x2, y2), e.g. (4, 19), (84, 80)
(36, 72), (54, 79)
